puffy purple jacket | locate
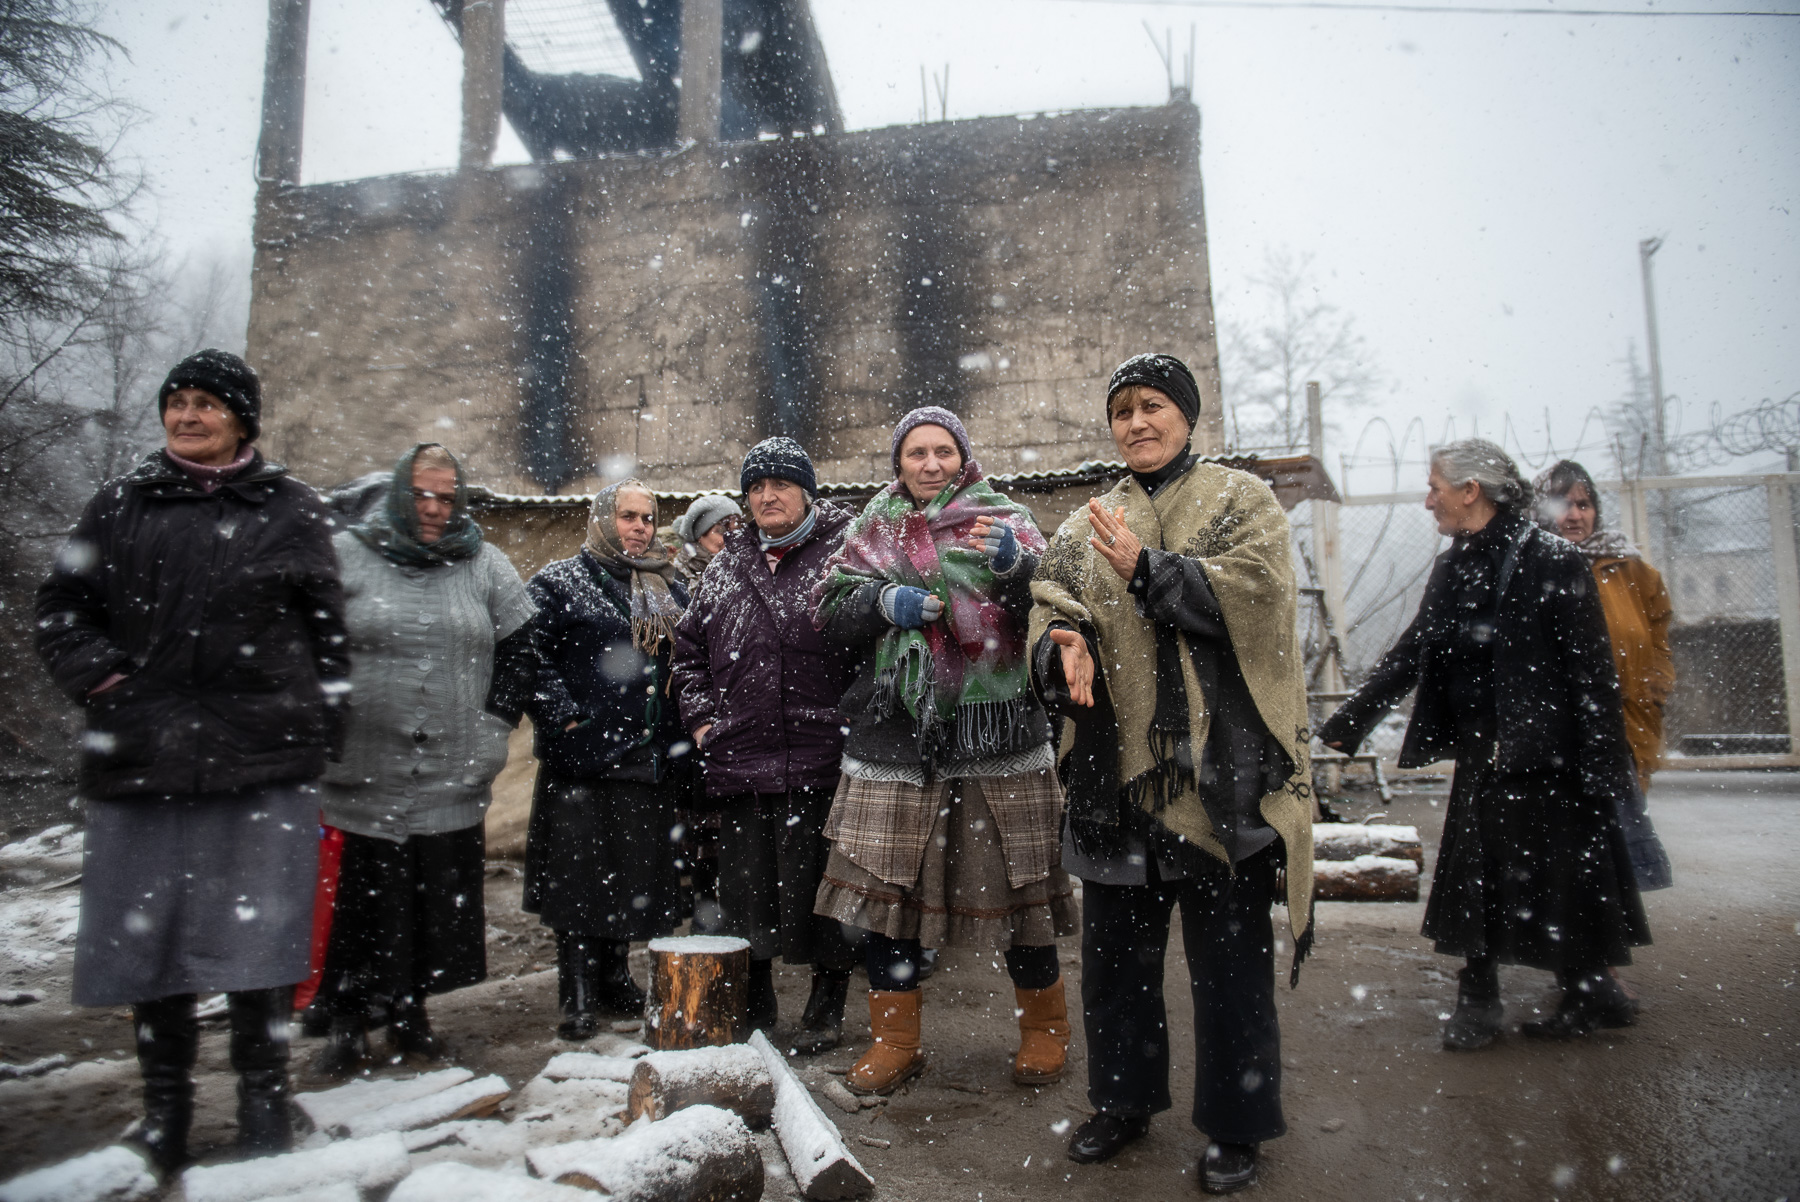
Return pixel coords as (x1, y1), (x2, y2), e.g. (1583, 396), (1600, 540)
(672, 502), (860, 798)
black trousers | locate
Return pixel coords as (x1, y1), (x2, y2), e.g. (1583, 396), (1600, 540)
(1079, 847), (1285, 1144)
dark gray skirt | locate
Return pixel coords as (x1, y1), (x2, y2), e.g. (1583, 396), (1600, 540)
(74, 782), (320, 1006)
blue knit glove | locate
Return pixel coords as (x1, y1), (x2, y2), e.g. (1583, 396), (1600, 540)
(879, 584), (944, 628)
(981, 521), (1020, 574)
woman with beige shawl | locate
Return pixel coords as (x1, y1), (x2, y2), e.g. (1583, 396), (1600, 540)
(1028, 354), (1314, 1197)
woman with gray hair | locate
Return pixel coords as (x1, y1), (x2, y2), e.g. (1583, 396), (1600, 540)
(1319, 438), (1651, 1050)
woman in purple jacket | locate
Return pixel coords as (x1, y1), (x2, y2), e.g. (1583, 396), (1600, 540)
(671, 438), (862, 1053)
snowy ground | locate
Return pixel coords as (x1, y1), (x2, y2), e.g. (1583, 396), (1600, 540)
(0, 772), (1796, 1199)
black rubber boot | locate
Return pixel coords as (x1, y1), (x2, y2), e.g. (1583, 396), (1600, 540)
(747, 957), (778, 1034)
(593, 940), (647, 1016)
(557, 931), (601, 1040)
(788, 971), (850, 1056)
(1442, 957), (1504, 1051)
(389, 993), (449, 1061)
(128, 993), (199, 1176)
(229, 986), (294, 1158)
(309, 1014), (369, 1080)
(297, 995), (331, 1038)
(1523, 967), (1638, 1039)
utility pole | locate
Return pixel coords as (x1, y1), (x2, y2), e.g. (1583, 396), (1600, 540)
(1638, 237), (1668, 476)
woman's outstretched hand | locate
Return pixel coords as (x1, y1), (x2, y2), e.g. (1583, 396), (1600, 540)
(1048, 628), (1096, 708)
(1086, 500), (1143, 581)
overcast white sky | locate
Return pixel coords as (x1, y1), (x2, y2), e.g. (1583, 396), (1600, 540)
(98, 1), (1798, 490)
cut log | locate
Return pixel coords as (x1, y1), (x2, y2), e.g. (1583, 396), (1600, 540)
(295, 1067), (475, 1131)
(180, 1133), (409, 1202)
(390, 1161), (595, 1202)
(626, 1044), (773, 1128)
(1312, 823), (1423, 867)
(527, 1104), (763, 1202)
(1313, 855), (1420, 902)
(645, 935), (752, 1049)
(749, 1030), (874, 1201)
(541, 1052), (641, 1082)
(331, 1074), (511, 1137)
(0, 1145), (156, 1202)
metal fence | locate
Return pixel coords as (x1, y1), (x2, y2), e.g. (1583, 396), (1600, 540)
(1290, 472), (1800, 767)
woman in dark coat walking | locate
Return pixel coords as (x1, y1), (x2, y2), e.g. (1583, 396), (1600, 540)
(526, 479), (691, 1039)
(312, 444), (536, 1075)
(35, 349), (349, 1172)
(1320, 439), (1652, 1049)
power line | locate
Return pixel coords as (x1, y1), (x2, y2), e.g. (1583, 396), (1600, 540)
(1025, 0), (1798, 17)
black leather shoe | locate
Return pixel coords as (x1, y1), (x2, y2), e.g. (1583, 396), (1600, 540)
(1522, 971), (1637, 1040)
(1442, 996), (1504, 1051)
(1201, 1142), (1259, 1194)
(1066, 1111), (1150, 1164)
(388, 997), (449, 1061)
(308, 1016), (368, 1080)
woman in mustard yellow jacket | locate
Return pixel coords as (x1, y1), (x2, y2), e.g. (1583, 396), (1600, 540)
(1536, 460), (1674, 890)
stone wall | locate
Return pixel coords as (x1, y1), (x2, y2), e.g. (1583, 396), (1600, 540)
(248, 101), (1222, 494)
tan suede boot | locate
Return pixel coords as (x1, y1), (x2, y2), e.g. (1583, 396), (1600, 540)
(846, 989), (926, 1096)
(1012, 980), (1070, 1086)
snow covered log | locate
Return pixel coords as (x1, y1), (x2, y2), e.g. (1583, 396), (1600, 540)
(331, 1075), (511, 1137)
(645, 935), (752, 1049)
(527, 1105), (763, 1202)
(295, 1067), (475, 1131)
(541, 1052), (641, 1082)
(179, 1132), (410, 1202)
(1313, 854), (1420, 901)
(0, 1144), (156, 1202)
(389, 1161), (594, 1202)
(749, 1031), (874, 1201)
(626, 1044), (773, 1128)
(1312, 823), (1423, 867)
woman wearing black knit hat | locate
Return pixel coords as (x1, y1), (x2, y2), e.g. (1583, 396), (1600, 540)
(36, 350), (350, 1172)
(1029, 352), (1313, 1195)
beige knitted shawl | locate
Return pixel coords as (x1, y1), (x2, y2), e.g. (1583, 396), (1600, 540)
(1028, 461), (1314, 936)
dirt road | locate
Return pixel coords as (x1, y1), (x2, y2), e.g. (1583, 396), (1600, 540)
(2, 770), (1795, 1199)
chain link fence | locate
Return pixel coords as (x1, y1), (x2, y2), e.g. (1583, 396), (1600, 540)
(1290, 473), (1800, 766)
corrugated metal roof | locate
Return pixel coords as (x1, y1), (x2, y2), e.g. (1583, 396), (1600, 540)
(466, 453), (1339, 509)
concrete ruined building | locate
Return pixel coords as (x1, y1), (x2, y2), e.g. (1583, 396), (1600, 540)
(246, 0), (1227, 495)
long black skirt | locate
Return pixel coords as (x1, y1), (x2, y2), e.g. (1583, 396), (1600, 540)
(318, 824), (487, 1014)
(1423, 764), (1651, 971)
(523, 775), (686, 939)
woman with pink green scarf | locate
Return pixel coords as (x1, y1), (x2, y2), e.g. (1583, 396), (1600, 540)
(811, 407), (1077, 1096)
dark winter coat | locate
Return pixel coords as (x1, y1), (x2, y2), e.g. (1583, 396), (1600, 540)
(1319, 509), (1650, 968)
(1317, 509), (1637, 805)
(36, 450), (349, 800)
(672, 503), (861, 798)
(528, 550), (692, 782)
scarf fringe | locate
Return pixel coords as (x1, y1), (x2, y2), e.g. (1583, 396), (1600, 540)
(1290, 898), (1317, 989)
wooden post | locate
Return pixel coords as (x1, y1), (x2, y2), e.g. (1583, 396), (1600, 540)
(1765, 476), (1800, 758)
(460, 0), (505, 170)
(646, 935), (751, 1049)
(256, 0), (310, 184)
(678, 0), (723, 143)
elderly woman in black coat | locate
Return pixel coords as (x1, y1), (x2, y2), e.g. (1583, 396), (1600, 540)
(36, 350), (348, 1171)
(1320, 439), (1652, 1050)
(526, 480), (691, 1039)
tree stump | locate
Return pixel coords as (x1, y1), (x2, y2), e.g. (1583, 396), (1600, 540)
(645, 935), (752, 1050)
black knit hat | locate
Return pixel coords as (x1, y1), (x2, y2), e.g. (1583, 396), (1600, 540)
(159, 349), (262, 441)
(740, 436), (817, 497)
(1107, 353), (1200, 431)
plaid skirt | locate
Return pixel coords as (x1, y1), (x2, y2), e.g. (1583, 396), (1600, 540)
(815, 773), (1078, 950)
